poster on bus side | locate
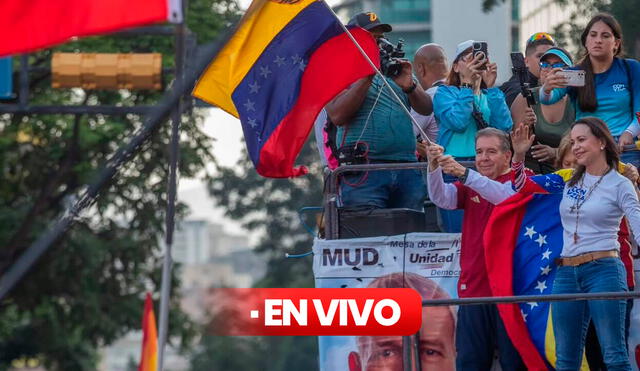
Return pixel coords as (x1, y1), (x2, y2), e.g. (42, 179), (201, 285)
(312, 233), (461, 371)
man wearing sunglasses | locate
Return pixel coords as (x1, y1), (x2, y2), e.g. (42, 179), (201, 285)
(500, 32), (557, 108)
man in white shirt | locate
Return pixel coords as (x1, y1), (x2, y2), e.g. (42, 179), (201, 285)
(412, 43), (448, 143)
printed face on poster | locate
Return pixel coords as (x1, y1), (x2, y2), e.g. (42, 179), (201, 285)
(313, 233), (461, 371)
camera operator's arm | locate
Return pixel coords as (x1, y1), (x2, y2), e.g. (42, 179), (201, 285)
(325, 75), (374, 126)
(393, 60), (432, 116)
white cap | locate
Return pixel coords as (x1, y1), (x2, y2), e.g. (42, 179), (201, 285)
(454, 40), (474, 61)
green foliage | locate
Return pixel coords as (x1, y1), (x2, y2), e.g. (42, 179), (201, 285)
(481, 0), (506, 13)
(192, 138), (324, 369)
(190, 334), (319, 371)
(0, 0), (240, 369)
(208, 140), (323, 287)
(482, 0), (640, 58)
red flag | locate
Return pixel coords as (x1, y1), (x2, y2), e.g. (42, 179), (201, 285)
(0, 0), (181, 57)
(138, 293), (158, 371)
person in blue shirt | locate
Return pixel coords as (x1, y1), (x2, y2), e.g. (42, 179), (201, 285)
(433, 40), (513, 160)
(540, 13), (640, 167)
(431, 40), (512, 232)
(326, 12), (433, 211)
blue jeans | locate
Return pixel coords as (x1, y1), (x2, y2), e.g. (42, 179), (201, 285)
(552, 257), (630, 371)
(340, 168), (427, 211)
(456, 304), (526, 371)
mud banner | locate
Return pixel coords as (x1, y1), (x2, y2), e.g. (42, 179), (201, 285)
(312, 233), (461, 371)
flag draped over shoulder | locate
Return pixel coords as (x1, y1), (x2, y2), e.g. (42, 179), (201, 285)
(0, 0), (181, 57)
(139, 293), (158, 371)
(192, 0), (380, 178)
(485, 170), (588, 371)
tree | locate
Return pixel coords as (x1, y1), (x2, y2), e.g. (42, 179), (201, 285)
(191, 138), (324, 370)
(483, 0), (640, 58)
(548, 0), (640, 58)
(0, 0), (240, 369)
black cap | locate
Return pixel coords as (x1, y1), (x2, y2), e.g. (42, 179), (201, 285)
(347, 12), (392, 33)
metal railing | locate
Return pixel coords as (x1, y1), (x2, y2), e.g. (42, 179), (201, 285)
(323, 161), (474, 240)
(322, 161), (640, 371)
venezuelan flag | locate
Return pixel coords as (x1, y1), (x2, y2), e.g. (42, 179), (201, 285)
(193, 0), (379, 178)
(138, 293), (158, 371)
(485, 170), (588, 370)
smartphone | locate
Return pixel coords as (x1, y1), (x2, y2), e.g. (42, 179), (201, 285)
(558, 69), (586, 87)
(510, 52), (526, 70)
(473, 41), (488, 70)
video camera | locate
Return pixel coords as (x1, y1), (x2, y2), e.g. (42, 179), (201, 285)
(510, 52), (536, 107)
(378, 37), (405, 77)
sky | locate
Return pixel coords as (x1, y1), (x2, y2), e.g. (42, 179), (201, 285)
(179, 109), (247, 237)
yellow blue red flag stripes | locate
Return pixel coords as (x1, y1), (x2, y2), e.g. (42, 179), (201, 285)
(193, 0), (379, 178)
(138, 293), (158, 371)
(485, 171), (588, 370)
(485, 192), (562, 370)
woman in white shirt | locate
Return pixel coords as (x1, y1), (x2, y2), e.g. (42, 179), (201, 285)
(511, 117), (639, 371)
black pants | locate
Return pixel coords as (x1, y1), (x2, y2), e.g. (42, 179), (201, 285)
(456, 304), (527, 371)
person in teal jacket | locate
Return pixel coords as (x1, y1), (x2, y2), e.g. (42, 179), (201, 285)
(434, 40), (513, 159)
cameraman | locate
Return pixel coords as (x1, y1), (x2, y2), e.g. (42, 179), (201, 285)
(326, 12), (432, 211)
(500, 32), (556, 107)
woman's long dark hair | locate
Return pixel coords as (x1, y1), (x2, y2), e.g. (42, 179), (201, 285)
(568, 117), (619, 186)
(577, 13), (624, 112)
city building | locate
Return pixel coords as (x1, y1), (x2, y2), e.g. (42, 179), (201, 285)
(99, 220), (264, 371)
(334, 0), (574, 82)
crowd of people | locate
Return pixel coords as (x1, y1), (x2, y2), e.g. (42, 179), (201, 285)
(317, 9), (640, 371)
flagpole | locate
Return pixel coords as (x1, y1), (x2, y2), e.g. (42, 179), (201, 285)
(157, 5), (186, 370)
(321, 1), (433, 144)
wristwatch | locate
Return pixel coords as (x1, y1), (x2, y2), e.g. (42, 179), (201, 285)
(458, 168), (470, 183)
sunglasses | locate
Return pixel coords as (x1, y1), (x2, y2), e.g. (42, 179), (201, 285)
(528, 32), (555, 44)
(539, 61), (567, 69)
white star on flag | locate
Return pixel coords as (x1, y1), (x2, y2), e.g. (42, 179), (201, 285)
(247, 118), (257, 128)
(249, 81), (260, 94)
(535, 234), (547, 247)
(524, 226), (536, 239)
(541, 249), (552, 260)
(521, 309), (528, 322)
(527, 302), (539, 309)
(291, 54), (301, 64)
(273, 55), (286, 67)
(259, 65), (272, 78)
(535, 280), (548, 293)
(243, 99), (256, 112)
(540, 265), (551, 275)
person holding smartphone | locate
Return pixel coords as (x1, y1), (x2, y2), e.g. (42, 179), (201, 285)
(434, 40), (512, 161)
(511, 47), (576, 173)
(540, 13), (640, 167)
(432, 40), (512, 232)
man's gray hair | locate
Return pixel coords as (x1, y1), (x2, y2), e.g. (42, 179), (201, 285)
(476, 128), (511, 153)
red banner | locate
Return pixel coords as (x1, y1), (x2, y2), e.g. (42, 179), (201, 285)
(207, 288), (423, 336)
